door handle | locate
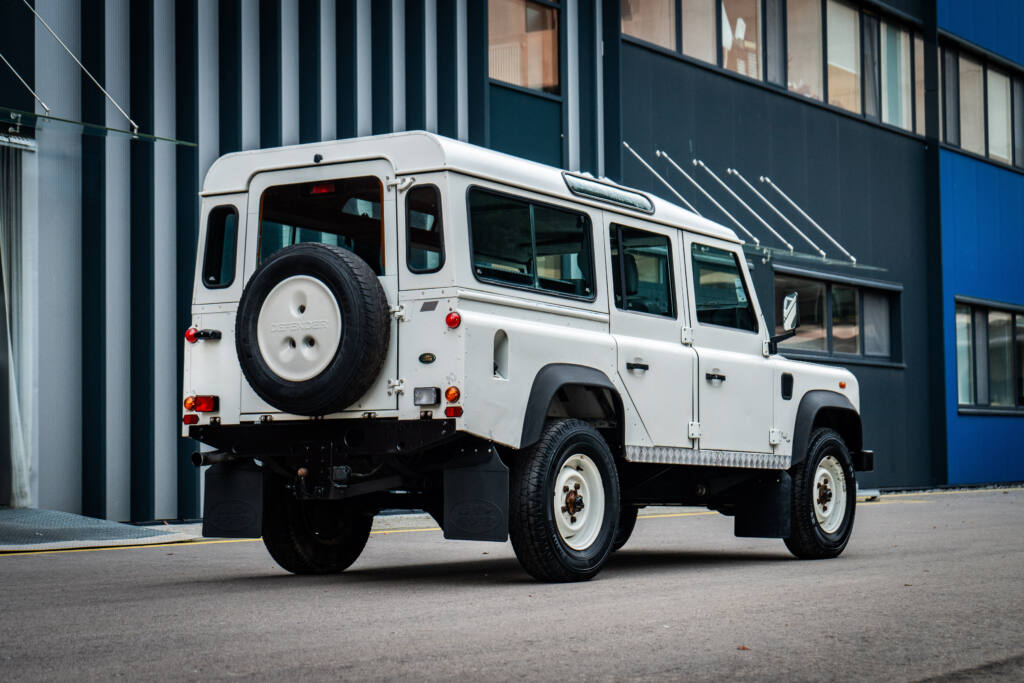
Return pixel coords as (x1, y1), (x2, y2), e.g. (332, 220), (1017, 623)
(626, 362), (650, 372)
(705, 372), (726, 383)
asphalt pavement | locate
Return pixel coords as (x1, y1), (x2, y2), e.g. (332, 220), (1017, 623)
(2, 488), (1023, 681)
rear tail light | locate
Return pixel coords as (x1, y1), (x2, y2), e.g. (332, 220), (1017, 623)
(444, 386), (460, 403)
(182, 414), (199, 425)
(184, 395), (219, 412)
(444, 406), (463, 418)
(184, 327), (199, 344)
(445, 311), (461, 329)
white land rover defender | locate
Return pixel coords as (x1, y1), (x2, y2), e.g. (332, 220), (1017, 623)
(183, 132), (874, 582)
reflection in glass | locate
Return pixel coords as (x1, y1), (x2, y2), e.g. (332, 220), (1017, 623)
(832, 285), (860, 353)
(955, 304), (974, 404)
(621, 0), (675, 50)
(863, 291), (890, 357)
(986, 69), (1012, 164)
(682, 0), (716, 63)
(775, 275), (826, 351)
(959, 54), (985, 155)
(721, 0), (761, 79)
(488, 0), (560, 94)
(881, 22), (911, 130)
(406, 185), (444, 273)
(787, 0), (822, 100)
(988, 311), (1013, 407)
(827, 1), (861, 114)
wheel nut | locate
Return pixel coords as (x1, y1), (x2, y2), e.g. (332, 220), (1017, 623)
(563, 486), (569, 493)
(561, 505), (568, 513)
(570, 516), (577, 523)
(574, 482), (580, 490)
(578, 500), (584, 510)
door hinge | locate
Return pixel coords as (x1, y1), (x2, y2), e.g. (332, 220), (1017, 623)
(688, 421), (701, 439)
(386, 176), (415, 192)
(762, 339), (771, 357)
(769, 428), (782, 446)
(387, 378), (406, 396)
(681, 326), (694, 345)
(390, 304), (408, 321)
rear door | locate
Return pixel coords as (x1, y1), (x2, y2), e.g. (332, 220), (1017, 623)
(683, 235), (773, 453)
(607, 218), (695, 448)
(239, 159), (399, 415)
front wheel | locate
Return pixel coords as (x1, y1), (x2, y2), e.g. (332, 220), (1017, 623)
(262, 475), (373, 574)
(784, 428), (856, 559)
(509, 419), (620, 582)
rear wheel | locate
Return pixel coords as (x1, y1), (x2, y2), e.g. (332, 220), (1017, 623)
(509, 419), (620, 582)
(261, 475), (373, 574)
(784, 428), (856, 559)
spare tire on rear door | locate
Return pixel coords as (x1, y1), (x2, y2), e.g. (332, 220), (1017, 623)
(235, 243), (391, 416)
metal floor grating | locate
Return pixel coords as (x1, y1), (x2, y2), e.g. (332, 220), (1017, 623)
(0, 508), (195, 552)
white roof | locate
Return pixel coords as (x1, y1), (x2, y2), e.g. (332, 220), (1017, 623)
(201, 131), (740, 244)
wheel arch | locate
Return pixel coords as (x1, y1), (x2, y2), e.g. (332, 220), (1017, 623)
(791, 390), (862, 465)
(520, 364), (624, 451)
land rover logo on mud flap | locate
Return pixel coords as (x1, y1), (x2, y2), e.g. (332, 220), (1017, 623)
(268, 319), (329, 332)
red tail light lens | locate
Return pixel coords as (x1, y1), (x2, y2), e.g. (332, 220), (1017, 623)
(184, 327), (199, 344)
(193, 395), (219, 412)
(444, 406), (463, 418)
(445, 311), (461, 329)
(309, 181), (336, 195)
(182, 414), (199, 425)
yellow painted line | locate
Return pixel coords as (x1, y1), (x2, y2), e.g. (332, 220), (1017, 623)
(370, 526), (440, 535)
(638, 511), (716, 519)
(0, 537), (256, 558)
(860, 499), (930, 505)
(884, 487), (1022, 497)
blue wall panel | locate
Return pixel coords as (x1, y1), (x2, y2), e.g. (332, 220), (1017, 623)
(938, 0), (1024, 66)
(940, 149), (1024, 484)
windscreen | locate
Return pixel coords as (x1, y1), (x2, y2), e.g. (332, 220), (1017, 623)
(258, 176), (384, 274)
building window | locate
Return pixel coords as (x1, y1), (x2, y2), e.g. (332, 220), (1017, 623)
(913, 33), (926, 135)
(682, 0), (715, 63)
(774, 273), (897, 359)
(956, 300), (1024, 412)
(610, 226), (676, 317)
(621, 0), (675, 51)
(880, 20), (911, 130)
(488, 0), (560, 95)
(958, 54), (985, 156)
(1014, 78), (1024, 168)
(942, 47), (960, 145)
(986, 68), (1012, 164)
(721, 0), (762, 79)
(787, 0), (822, 101)
(826, 0), (861, 114)
(467, 187), (595, 299)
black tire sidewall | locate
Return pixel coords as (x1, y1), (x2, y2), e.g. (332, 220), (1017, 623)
(540, 428), (619, 574)
(236, 243), (388, 415)
(800, 431), (856, 553)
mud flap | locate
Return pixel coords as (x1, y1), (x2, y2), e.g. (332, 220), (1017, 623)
(734, 471), (792, 538)
(443, 445), (509, 542)
(202, 461), (263, 538)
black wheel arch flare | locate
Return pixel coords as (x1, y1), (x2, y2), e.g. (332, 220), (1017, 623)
(520, 364), (624, 449)
(791, 390), (863, 466)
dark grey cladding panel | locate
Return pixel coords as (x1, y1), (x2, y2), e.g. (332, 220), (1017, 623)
(619, 42), (940, 488)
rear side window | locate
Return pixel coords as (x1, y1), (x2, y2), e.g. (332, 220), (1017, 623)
(202, 206), (239, 288)
(609, 225), (676, 318)
(406, 185), (444, 273)
(691, 243), (758, 332)
(258, 176), (384, 274)
(468, 187), (595, 299)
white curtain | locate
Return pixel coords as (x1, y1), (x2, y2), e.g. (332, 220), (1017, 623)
(0, 145), (31, 507)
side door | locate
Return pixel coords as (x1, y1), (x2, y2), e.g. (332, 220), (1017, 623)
(607, 218), (696, 448)
(239, 159), (400, 414)
(683, 235), (773, 453)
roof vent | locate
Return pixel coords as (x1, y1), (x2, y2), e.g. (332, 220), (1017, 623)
(562, 173), (654, 214)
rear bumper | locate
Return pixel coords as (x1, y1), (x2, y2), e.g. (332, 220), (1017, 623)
(852, 450), (874, 472)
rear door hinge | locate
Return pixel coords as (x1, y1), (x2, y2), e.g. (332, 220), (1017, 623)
(387, 378), (405, 396)
(688, 421), (701, 440)
(390, 304), (408, 321)
(762, 339), (771, 357)
(386, 176), (415, 192)
(769, 428), (782, 446)
(681, 326), (694, 345)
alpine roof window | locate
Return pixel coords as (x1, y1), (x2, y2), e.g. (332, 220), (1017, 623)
(691, 243), (757, 332)
(468, 187), (595, 300)
(610, 225), (676, 318)
(406, 185), (444, 274)
(257, 176), (384, 274)
(202, 205), (239, 289)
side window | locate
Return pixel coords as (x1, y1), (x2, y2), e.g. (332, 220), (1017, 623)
(202, 205), (238, 289)
(609, 225), (675, 318)
(468, 187), (595, 299)
(690, 243), (758, 332)
(406, 185), (444, 273)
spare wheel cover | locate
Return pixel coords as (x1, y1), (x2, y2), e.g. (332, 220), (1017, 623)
(256, 274), (343, 382)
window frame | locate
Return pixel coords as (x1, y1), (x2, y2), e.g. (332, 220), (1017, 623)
(201, 205), (240, 290)
(772, 267), (902, 364)
(405, 183), (446, 275)
(465, 184), (598, 303)
(609, 223), (678, 319)
(955, 296), (1024, 416)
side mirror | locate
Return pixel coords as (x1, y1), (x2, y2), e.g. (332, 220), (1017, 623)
(769, 291), (800, 354)
(782, 291), (800, 331)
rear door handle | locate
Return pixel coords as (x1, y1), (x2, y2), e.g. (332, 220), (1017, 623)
(626, 362), (650, 372)
(705, 372), (726, 382)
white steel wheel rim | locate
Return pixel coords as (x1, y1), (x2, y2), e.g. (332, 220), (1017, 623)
(813, 455), (847, 535)
(256, 275), (342, 382)
(553, 453), (606, 551)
